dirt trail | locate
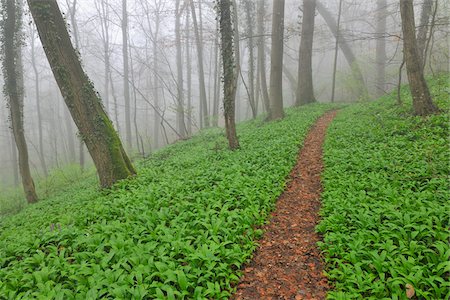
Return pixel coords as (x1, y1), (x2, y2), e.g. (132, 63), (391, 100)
(232, 111), (338, 300)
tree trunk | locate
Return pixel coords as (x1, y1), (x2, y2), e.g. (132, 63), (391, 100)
(219, 0), (240, 150)
(27, 0), (136, 187)
(295, 0), (316, 106)
(175, 0), (187, 138)
(244, 0), (257, 118)
(30, 28), (48, 177)
(122, 0), (132, 149)
(257, 0), (270, 113)
(268, 0), (285, 120)
(212, 17), (220, 127)
(417, 0), (432, 67)
(186, 6), (193, 135)
(375, 0), (387, 97)
(330, 0), (342, 103)
(3, 0), (38, 203)
(316, 0), (368, 99)
(190, 0), (209, 128)
(399, 0), (438, 116)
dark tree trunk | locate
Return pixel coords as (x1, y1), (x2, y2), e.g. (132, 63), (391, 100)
(27, 0), (136, 187)
(257, 0), (270, 113)
(268, 0), (285, 120)
(399, 0), (438, 116)
(3, 0), (38, 203)
(316, 0), (368, 99)
(295, 0), (316, 106)
(219, 0), (240, 150)
(375, 0), (387, 97)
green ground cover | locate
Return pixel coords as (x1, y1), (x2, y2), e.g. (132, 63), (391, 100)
(0, 104), (335, 299)
(319, 74), (450, 299)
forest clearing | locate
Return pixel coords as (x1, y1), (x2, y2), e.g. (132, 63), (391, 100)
(0, 0), (449, 299)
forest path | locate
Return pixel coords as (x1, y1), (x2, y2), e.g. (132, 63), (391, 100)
(232, 111), (338, 300)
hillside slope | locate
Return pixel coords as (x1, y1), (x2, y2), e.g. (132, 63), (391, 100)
(0, 104), (335, 299)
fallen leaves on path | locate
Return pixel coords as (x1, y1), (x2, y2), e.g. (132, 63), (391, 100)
(232, 111), (338, 300)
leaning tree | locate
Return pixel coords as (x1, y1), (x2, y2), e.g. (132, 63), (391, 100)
(26, 0), (136, 188)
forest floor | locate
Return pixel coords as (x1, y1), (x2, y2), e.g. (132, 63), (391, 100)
(233, 111), (337, 300)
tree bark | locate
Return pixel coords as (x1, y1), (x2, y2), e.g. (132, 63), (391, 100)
(417, 0), (432, 67)
(27, 0), (136, 187)
(375, 0), (387, 97)
(122, 0), (132, 149)
(295, 0), (316, 106)
(330, 0), (342, 103)
(2, 0), (38, 203)
(219, 0), (240, 150)
(185, 5), (193, 135)
(268, 0), (285, 120)
(399, 0), (438, 116)
(244, 0), (257, 118)
(257, 0), (270, 113)
(316, 0), (368, 99)
(190, 0), (209, 128)
(175, 0), (187, 138)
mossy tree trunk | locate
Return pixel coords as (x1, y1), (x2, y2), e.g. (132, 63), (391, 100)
(2, 0), (38, 203)
(219, 0), (240, 150)
(399, 0), (438, 116)
(295, 0), (316, 106)
(27, 0), (136, 187)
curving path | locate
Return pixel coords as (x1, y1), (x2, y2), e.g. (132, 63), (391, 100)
(232, 111), (338, 300)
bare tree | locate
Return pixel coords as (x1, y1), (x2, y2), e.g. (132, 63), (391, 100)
(417, 0), (433, 67)
(1, 0), (38, 203)
(175, 0), (187, 138)
(243, 0), (257, 118)
(330, 0), (343, 103)
(257, 0), (270, 113)
(27, 0), (136, 187)
(218, 0), (239, 150)
(268, 0), (285, 120)
(295, 0), (316, 106)
(122, 0), (132, 149)
(399, 0), (438, 116)
(375, 0), (387, 97)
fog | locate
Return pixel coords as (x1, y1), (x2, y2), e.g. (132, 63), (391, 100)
(0, 0), (448, 188)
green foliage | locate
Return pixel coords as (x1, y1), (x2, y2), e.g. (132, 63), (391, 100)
(318, 74), (450, 299)
(0, 103), (336, 298)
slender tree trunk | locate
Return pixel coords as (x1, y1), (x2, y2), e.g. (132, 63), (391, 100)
(3, 0), (38, 203)
(190, 0), (209, 128)
(30, 29), (48, 176)
(122, 0), (132, 149)
(175, 0), (187, 138)
(296, 0), (316, 106)
(316, 0), (368, 99)
(219, 0), (240, 150)
(153, 12), (161, 148)
(330, 0), (342, 103)
(244, 0), (257, 118)
(186, 6), (193, 135)
(212, 17), (220, 127)
(399, 0), (438, 116)
(268, 0), (285, 120)
(257, 0), (270, 113)
(27, 0), (136, 188)
(375, 0), (387, 97)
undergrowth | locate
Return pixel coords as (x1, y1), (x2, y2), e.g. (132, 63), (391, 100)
(319, 74), (450, 299)
(0, 104), (335, 299)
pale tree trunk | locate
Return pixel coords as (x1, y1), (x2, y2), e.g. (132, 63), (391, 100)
(375, 0), (387, 97)
(296, 0), (316, 106)
(190, 0), (209, 128)
(27, 0), (136, 188)
(95, 0), (111, 114)
(268, 0), (285, 120)
(66, 0), (85, 170)
(257, 0), (270, 113)
(212, 17), (220, 127)
(185, 5), (193, 135)
(219, 0), (240, 150)
(330, 0), (342, 103)
(3, 0), (38, 203)
(244, 0), (257, 118)
(122, 0), (132, 149)
(175, 0), (187, 138)
(399, 0), (438, 116)
(316, 0), (368, 99)
(30, 28), (48, 177)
